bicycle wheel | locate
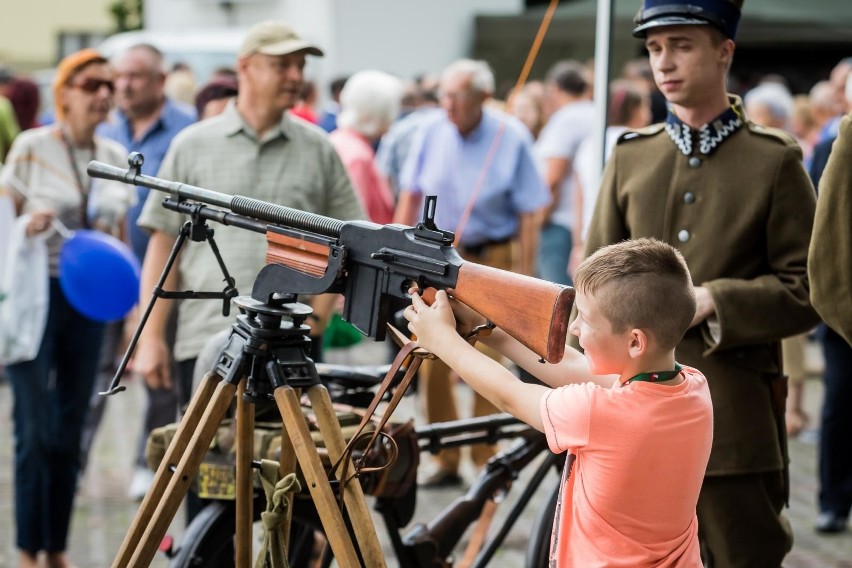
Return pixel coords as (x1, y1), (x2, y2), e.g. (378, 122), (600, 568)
(169, 497), (323, 568)
(524, 482), (557, 568)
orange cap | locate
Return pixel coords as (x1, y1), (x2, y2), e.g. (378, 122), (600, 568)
(53, 48), (108, 121)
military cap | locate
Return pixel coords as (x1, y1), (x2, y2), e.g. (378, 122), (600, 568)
(633, 0), (743, 40)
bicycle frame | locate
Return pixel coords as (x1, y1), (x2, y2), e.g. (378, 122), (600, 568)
(377, 414), (562, 568)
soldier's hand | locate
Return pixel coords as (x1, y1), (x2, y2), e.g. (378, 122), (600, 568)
(690, 286), (717, 328)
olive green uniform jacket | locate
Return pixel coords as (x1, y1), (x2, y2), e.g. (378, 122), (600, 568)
(809, 112), (852, 347)
(583, 116), (821, 476)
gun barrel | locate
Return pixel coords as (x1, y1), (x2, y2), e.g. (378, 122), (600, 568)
(86, 159), (345, 239)
(86, 160), (234, 209)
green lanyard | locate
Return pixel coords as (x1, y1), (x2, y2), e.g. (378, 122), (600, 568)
(625, 363), (683, 385)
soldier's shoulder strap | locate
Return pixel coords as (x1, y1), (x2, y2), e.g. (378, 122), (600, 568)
(745, 122), (798, 147)
(616, 123), (666, 145)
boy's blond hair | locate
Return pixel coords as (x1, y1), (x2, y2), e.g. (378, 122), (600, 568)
(574, 238), (696, 349)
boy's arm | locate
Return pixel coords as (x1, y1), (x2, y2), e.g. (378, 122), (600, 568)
(439, 291), (616, 389)
(480, 328), (616, 389)
(407, 291), (548, 431)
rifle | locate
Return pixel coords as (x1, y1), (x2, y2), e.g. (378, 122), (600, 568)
(87, 153), (573, 364)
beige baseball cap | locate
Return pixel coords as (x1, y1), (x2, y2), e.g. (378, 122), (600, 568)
(239, 21), (324, 58)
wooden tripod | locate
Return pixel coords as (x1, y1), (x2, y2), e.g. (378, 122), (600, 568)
(110, 296), (386, 568)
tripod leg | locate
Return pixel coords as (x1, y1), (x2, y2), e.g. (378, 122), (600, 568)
(121, 378), (238, 568)
(307, 385), (387, 568)
(274, 385), (363, 568)
(235, 380), (256, 567)
(277, 391), (299, 550)
(112, 371), (221, 568)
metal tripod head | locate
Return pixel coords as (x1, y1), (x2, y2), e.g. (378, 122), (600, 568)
(214, 295), (322, 405)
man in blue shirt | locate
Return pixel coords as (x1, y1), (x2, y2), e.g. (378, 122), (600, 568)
(86, 43), (195, 500)
(98, 44), (196, 260)
(395, 59), (550, 486)
(375, 83), (441, 197)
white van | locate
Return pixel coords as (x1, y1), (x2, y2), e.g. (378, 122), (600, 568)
(96, 29), (244, 82)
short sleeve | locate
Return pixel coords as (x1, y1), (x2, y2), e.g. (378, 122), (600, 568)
(540, 382), (594, 454)
(398, 125), (428, 194)
(535, 110), (587, 161)
(509, 127), (551, 214)
(0, 132), (33, 209)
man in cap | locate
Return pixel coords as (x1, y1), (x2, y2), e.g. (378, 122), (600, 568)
(134, 21), (363, 462)
(581, 1), (819, 565)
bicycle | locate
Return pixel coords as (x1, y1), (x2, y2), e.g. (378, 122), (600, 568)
(164, 361), (564, 568)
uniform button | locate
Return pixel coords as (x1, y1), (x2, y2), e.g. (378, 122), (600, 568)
(688, 156), (702, 168)
(684, 192), (695, 204)
(678, 229), (690, 243)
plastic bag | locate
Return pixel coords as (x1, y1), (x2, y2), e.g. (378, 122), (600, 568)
(0, 213), (49, 364)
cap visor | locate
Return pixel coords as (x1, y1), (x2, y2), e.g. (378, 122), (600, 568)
(257, 40), (324, 57)
(633, 16), (710, 38)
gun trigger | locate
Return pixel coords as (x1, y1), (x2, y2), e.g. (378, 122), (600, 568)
(464, 320), (496, 341)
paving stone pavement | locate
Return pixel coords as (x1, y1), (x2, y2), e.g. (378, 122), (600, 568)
(1, 338), (851, 567)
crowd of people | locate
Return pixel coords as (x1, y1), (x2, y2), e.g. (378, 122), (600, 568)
(1, 0), (851, 565)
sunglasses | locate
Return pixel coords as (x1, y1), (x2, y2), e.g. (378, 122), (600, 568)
(70, 77), (115, 94)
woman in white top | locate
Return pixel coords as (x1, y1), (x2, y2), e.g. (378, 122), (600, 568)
(0, 48), (134, 568)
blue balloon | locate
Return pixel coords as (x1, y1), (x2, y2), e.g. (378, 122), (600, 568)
(59, 230), (141, 322)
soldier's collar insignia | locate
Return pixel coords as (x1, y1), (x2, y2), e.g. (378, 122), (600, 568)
(665, 98), (744, 156)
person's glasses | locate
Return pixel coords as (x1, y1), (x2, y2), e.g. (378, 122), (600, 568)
(70, 77), (115, 94)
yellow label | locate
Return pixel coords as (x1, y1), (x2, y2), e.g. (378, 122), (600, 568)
(197, 462), (236, 500)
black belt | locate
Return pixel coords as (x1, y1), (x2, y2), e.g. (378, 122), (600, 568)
(458, 236), (513, 258)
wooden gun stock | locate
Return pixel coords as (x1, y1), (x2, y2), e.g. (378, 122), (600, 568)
(265, 232), (574, 364)
(440, 263), (574, 364)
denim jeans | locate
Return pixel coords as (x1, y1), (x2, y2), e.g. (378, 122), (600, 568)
(537, 222), (573, 285)
(6, 278), (105, 553)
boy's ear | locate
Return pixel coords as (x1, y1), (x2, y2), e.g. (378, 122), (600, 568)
(627, 328), (648, 359)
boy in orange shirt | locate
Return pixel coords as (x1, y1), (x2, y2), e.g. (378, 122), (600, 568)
(405, 238), (713, 566)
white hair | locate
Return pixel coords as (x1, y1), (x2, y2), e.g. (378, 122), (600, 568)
(745, 82), (794, 124)
(337, 70), (403, 138)
(441, 59), (495, 95)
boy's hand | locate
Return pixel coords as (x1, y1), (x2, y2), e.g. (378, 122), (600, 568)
(409, 287), (488, 338)
(405, 290), (458, 354)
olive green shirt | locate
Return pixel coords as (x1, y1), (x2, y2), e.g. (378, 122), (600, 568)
(138, 103), (364, 360)
(809, 112), (852, 346)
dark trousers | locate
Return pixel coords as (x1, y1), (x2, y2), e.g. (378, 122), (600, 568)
(697, 471), (792, 568)
(819, 325), (852, 518)
(81, 313), (182, 470)
(6, 278), (105, 553)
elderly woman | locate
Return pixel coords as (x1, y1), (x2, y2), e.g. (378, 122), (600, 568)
(0, 49), (134, 568)
(329, 70), (402, 224)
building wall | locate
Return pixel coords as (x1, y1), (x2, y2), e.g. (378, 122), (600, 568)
(143, 0), (523, 101)
(0, 1), (117, 71)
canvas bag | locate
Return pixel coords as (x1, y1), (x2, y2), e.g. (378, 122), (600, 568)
(0, 212), (49, 364)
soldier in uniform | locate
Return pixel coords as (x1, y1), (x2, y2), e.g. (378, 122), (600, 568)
(582, 1), (821, 565)
(809, 110), (852, 347)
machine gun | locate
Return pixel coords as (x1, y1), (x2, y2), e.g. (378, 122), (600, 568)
(87, 153), (573, 364)
(88, 153), (575, 567)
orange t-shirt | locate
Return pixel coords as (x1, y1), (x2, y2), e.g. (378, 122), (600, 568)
(540, 366), (713, 567)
